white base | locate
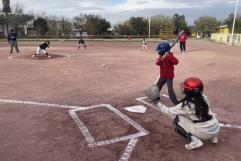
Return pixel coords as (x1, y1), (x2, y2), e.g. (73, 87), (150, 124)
(124, 105), (147, 114)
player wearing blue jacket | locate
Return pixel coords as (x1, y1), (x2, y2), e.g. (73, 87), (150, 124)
(8, 29), (20, 54)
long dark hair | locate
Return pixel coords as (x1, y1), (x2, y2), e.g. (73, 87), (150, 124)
(181, 92), (212, 121)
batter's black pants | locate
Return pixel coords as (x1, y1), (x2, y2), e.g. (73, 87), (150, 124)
(156, 77), (179, 105)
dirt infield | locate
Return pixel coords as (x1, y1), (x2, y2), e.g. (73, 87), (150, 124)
(0, 39), (241, 161)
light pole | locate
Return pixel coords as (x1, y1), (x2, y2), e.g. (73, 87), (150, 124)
(148, 18), (151, 39)
(230, 0), (239, 46)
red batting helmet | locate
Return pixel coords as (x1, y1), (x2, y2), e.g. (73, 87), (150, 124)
(181, 77), (204, 95)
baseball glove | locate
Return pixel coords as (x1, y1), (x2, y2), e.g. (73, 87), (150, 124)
(144, 85), (160, 103)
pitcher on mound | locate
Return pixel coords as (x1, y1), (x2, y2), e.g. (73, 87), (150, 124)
(32, 41), (51, 59)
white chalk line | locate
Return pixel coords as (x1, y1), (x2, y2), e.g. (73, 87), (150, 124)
(119, 138), (139, 161)
(93, 132), (146, 147)
(0, 98), (87, 110)
(136, 97), (241, 130)
(69, 104), (149, 147)
(69, 104), (149, 161)
(69, 110), (96, 144)
(219, 123), (241, 129)
(0, 98), (149, 161)
(106, 104), (149, 135)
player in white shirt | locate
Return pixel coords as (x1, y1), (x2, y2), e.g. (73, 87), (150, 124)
(141, 38), (148, 51)
(155, 77), (220, 150)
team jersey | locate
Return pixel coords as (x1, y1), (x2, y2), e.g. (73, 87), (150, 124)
(142, 39), (147, 45)
(39, 43), (49, 50)
(8, 33), (17, 41)
(79, 39), (85, 44)
(179, 33), (188, 42)
(155, 52), (179, 79)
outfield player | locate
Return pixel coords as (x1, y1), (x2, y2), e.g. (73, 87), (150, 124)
(141, 38), (148, 51)
(179, 30), (188, 53)
(59, 33), (64, 42)
(155, 42), (179, 105)
(78, 37), (86, 50)
(32, 41), (51, 58)
(155, 77), (220, 150)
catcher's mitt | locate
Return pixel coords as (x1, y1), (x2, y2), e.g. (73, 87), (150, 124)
(144, 85), (160, 103)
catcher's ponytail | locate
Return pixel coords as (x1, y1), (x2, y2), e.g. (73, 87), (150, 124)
(181, 94), (212, 121)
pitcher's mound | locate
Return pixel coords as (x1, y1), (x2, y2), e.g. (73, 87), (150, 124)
(10, 54), (70, 61)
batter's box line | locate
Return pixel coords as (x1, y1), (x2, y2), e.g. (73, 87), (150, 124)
(136, 96), (241, 130)
(0, 99), (149, 161)
(0, 98), (85, 109)
(69, 104), (149, 161)
(68, 104), (149, 147)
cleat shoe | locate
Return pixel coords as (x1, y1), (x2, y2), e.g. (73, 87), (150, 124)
(32, 54), (36, 57)
(185, 136), (203, 150)
(210, 137), (218, 144)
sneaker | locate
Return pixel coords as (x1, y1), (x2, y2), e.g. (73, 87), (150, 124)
(48, 55), (51, 59)
(185, 136), (203, 150)
(210, 137), (218, 144)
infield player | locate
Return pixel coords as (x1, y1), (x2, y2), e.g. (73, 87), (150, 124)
(141, 38), (148, 51)
(147, 77), (220, 150)
(78, 37), (86, 50)
(155, 42), (179, 105)
(32, 41), (51, 58)
(8, 29), (20, 54)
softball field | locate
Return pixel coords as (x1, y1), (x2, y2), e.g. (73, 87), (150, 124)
(0, 39), (241, 161)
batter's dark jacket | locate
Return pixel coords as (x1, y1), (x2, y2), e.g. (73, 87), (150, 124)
(155, 52), (178, 79)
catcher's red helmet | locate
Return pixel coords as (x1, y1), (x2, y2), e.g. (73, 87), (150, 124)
(181, 77), (203, 94)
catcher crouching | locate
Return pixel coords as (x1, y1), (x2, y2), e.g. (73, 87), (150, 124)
(145, 77), (220, 150)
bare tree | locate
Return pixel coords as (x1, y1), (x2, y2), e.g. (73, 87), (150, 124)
(2, 0), (11, 13)
(12, 3), (24, 14)
(2, 0), (11, 34)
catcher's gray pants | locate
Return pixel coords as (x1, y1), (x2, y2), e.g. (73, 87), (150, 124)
(173, 116), (191, 141)
(156, 77), (179, 105)
(10, 40), (20, 53)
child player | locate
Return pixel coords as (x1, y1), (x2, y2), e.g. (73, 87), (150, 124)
(179, 30), (188, 53)
(78, 37), (86, 50)
(32, 41), (51, 58)
(155, 42), (179, 105)
(148, 77), (220, 150)
(141, 38), (148, 51)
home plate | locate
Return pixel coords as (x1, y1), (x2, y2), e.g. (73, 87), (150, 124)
(124, 105), (147, 114)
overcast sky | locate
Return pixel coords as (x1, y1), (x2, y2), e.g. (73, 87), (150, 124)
(1, 0), (240, 25)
